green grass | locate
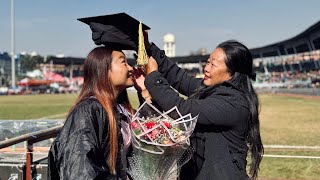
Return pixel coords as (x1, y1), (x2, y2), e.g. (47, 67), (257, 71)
(0, 93), (319, 179)
(260, 150), (320, 179)
(259, 94), (320, 146)
(260, 156), (320, 179)
(0, 94), (77, 119)
(0, 92), (140, 120)
(257, 94), (320, 179)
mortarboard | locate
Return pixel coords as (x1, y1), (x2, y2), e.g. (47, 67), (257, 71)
(78, 13), (150, 51)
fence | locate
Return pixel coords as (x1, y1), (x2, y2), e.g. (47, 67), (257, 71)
(0, 125), (62, 180)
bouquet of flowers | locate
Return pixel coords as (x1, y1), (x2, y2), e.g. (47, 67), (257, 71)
(127, 102), (198, 180)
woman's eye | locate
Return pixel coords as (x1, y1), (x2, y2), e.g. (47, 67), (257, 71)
(212, 63), (218, 67)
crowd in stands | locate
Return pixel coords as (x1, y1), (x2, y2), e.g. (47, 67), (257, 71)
(256, 70), (320, 88)
(251, 50), (320, 88)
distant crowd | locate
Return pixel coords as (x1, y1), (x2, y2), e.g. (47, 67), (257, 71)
(256, 70), (320, 88)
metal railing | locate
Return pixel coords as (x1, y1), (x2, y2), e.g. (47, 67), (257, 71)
(0, 125), (62, 180)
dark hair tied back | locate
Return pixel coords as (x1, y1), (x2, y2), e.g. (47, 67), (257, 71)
(249, 72), (256, 81)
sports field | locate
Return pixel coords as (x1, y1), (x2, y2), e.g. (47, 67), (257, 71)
(0, 93), (319, 179)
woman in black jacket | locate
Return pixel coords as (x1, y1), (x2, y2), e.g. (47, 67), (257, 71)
(48, 47), (136, 180)
(136, 40), (264, 180)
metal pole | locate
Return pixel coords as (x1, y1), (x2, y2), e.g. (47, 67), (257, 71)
(26, 140), (33, 180)
(11, 0), (16, 87)
(70, 60), (73, 84)
(50, 59), (53, 80)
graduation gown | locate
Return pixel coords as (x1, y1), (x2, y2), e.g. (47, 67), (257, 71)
(47, 97), (127, 180)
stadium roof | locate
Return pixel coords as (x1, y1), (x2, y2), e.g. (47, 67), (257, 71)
(47, 54), (210, 66)
(250, 20), (320, 52)
(171, 54), (209, 63)
(47, 57), (85, 66)
(47, 56), (137, 66)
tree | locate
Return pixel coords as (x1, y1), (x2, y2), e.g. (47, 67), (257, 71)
(20, 55), (44, 71)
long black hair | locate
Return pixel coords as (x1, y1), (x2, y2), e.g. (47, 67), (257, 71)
(217, 40), (264, 180)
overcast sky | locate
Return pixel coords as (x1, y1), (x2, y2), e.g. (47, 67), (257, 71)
(1, 0), (320, 58)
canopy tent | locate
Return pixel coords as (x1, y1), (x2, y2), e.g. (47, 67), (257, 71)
(18, 78), (51, 86)
(44, 72), (66, 83)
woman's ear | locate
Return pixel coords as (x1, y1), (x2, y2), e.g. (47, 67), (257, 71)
(228, 72), (232, 80)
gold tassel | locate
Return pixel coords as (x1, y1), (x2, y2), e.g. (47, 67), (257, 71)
(137, 22), (148, 66)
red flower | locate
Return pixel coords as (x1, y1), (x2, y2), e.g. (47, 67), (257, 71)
(145, 121), (155, 129)
(163, 122), (171, 129)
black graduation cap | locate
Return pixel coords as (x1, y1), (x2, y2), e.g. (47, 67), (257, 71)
(78, 13), (150, 51)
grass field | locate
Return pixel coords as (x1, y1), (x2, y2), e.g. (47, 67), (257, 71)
(0, 94), (78, 119)
(0, 93), (319, 179)
(258, 94), (320, 179)
(0, 93), (140, 120)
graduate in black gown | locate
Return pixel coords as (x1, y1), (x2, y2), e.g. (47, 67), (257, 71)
(47, 13), (150, 180)
(48, 46), (136, 180)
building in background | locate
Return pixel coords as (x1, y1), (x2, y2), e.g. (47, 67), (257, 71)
(163, 33), (176, 58)
(0, 52), (20, 86)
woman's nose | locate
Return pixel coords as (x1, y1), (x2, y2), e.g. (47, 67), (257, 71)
(204, 65), (209, 73)
(128, 64), (133, 71)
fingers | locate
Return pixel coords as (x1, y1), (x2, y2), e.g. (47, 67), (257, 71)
(145, 56), (158, 74)
(149, 56), (157, 64)
(132, 66), (146, 79)
(132, 73), (146, 92)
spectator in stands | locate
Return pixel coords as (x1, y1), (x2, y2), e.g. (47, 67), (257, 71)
(135, 39), (264, 179)
(47, 46), (139, 179)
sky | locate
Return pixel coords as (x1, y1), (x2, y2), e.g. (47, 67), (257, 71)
(1, 0), (320, 58)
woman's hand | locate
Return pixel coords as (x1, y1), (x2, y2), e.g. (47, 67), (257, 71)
(133, 68), (146, 92)
(133, 55), (158, 75)
(142, 31), (158, 74)
(146, 56), (158, 74)
(132, 68), (152, 103)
